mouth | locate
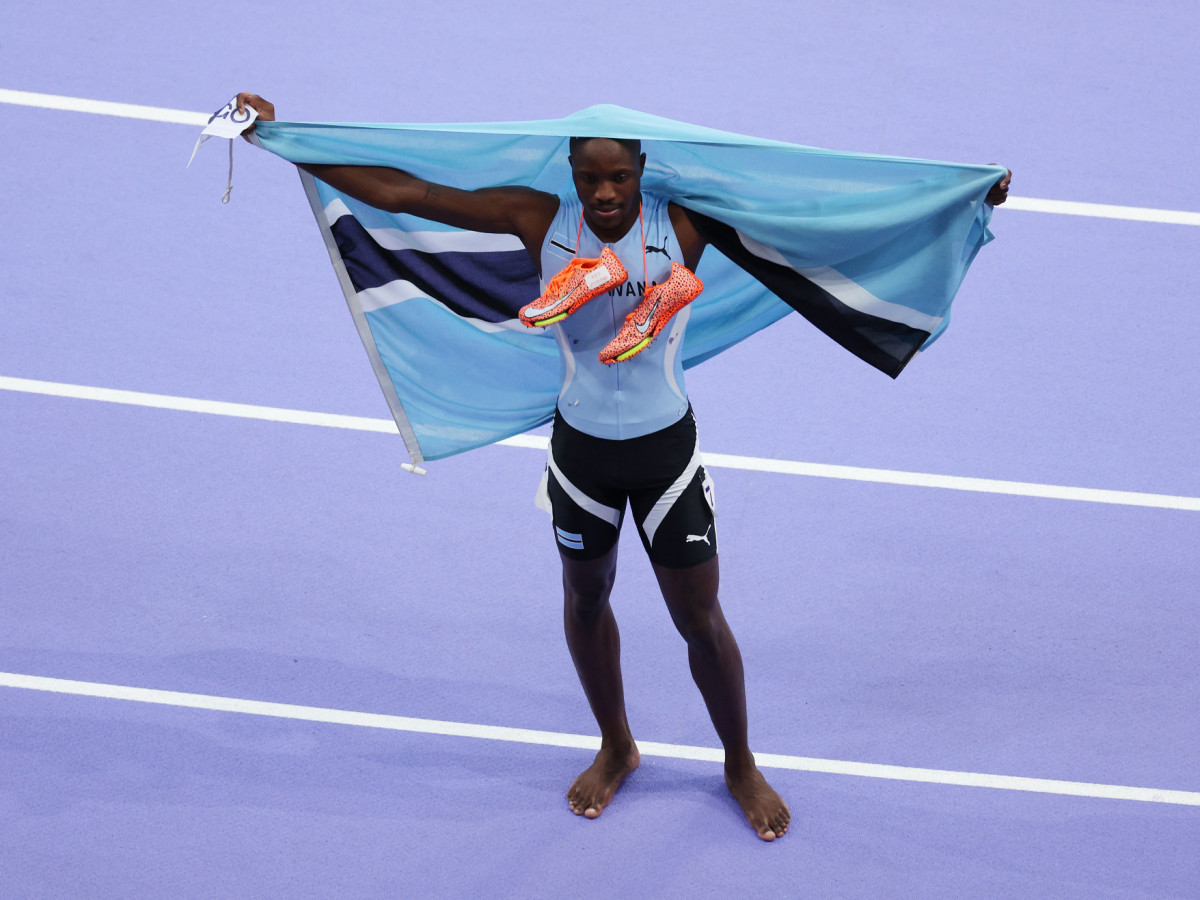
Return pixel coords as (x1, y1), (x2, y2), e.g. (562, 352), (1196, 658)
(591, 206), (623, 222)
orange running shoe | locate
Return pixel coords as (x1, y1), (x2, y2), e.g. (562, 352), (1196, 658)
(598, 262), (703, 364)
(519, 247), (628, 327)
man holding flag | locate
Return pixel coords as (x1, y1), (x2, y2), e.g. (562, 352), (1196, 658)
(234, 92), (1010, 841)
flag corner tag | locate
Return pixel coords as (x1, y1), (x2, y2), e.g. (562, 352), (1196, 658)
(401, 462), (428, 476)
(187, 95), (259, 167)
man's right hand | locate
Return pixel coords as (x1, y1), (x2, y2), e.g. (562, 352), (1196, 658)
(235, 93), (274, 138)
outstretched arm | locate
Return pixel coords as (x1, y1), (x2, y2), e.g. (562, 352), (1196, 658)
(235, 93), (558, 266)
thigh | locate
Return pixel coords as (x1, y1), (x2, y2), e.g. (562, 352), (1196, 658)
(621, 410), (718, 568)
(547, 413), (627, 560)
(631, 464), (718, 568)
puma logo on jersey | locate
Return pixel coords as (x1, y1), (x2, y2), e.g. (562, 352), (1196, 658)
(685, 525), (712, 545)
(646, 238), (672, 259)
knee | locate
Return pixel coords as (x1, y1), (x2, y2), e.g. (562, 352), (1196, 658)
(563, 566), (616, 627)
(564, 590), (610, 631)
(674, 605), (725, 650)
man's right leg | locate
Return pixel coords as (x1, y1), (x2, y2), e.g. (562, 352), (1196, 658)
(562, 546), (640, 818)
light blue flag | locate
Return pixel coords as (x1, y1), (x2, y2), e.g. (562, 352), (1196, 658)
(254, 105), (1003, 464)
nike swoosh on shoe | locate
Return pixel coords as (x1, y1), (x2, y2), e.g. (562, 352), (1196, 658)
(634, 298), (660, 334)
(526, 284), (580, 316)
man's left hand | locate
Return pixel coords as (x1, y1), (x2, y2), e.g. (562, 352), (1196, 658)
(986, 169), (1012, 206)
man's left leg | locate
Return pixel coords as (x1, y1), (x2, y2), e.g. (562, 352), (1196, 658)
(653, 556), (791, 841)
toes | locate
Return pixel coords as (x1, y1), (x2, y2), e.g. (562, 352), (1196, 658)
(748, 803), (790, 841)
(770, 809), (790, 837)
(568, 786), (604, 818)
(749, 813), (775, 841)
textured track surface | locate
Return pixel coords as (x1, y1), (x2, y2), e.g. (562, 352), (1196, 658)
(2, 2), (1198, 895)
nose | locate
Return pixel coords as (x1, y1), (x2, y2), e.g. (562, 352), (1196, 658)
(594, 180), (617, 203)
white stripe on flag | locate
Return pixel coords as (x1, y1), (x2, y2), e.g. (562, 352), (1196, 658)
(735, 232), (944, 333)
(323, 199), (525, 253)
(356, 284), (528, 333)
(798, 265), (944, 334)
(356, 280), (429, 313)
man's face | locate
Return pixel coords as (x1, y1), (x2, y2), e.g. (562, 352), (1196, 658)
(569, 139), (646, 243)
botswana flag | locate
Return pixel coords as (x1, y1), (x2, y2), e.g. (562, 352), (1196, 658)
(257, 105), (1003, 464)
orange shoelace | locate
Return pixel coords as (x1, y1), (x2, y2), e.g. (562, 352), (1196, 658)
(574, 201), (647, 294)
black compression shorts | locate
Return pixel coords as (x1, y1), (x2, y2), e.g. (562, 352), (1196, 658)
(544, 407), (717, 568)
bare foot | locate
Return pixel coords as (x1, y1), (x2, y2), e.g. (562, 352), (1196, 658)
(725, 762), (790, 841)
(567, 743), (641, 818)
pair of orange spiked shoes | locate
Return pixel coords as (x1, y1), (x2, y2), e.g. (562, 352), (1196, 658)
(519, 247), (703, 364)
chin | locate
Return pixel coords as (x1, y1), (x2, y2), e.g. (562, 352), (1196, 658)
(589, 208), (631, 230)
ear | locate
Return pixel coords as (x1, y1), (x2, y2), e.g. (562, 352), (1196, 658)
(638, 152), (646, 174)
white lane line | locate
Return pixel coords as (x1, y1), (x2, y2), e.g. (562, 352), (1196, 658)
(4, 88), (1200, 228)
(698, 451), (1200, 511)
(5, 375), (1200, 512)
(1002, 196), (1200, 227)
(0, 88), (208, 126)
(3, 671), (1196, 806)
(1, 375), (396, 433)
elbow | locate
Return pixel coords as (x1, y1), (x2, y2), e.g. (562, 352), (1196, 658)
(371, 185), (405, 213)
(377, 194), (406, 214)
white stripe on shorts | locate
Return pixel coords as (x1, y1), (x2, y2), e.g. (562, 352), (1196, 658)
(547, 449), (622, 528)
(640, 437), (702, 547)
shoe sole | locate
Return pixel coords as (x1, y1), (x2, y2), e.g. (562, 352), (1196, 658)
(613, 337), (653, 362)
(522, 255), (626, 327)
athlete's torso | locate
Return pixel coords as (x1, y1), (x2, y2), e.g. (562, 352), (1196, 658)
(540, 192), (691, 441)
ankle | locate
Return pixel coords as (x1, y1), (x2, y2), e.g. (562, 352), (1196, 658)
(600, 733), (637, 757)
(724, 748), (757, 778)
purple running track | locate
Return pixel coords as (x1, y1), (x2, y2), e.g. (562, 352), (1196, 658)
(2, 1), (1199, 896)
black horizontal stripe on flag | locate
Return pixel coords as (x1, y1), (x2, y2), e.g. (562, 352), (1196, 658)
(684, 209), (929, 378)
(330, 215), (539, 322)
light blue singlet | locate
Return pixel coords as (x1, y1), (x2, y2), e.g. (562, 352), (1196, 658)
(540, 192), (691, 441)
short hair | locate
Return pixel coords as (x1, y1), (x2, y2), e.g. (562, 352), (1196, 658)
(568, 136), (642, 160)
